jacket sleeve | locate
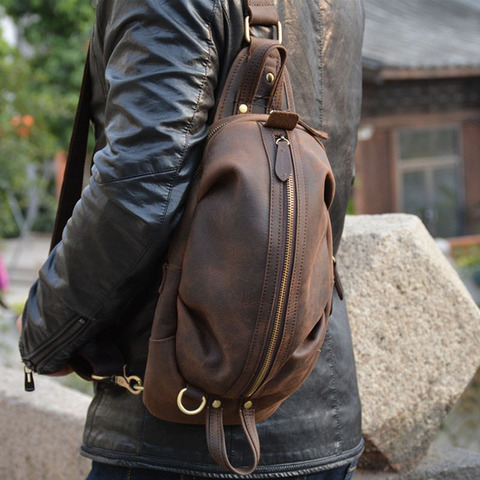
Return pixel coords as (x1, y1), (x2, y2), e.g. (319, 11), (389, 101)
(19, 0), (226, 374)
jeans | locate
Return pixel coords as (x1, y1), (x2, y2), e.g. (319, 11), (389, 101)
(86, 461), (357, 480)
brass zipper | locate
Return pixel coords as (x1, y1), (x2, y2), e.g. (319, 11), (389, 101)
(245, 137), (295, 398)
(206, 121), (229, 142)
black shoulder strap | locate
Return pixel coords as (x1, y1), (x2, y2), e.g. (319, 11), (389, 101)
(49, 49), (91, 252)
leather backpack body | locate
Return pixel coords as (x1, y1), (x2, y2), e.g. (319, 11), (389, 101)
(142, 2), (339, 474)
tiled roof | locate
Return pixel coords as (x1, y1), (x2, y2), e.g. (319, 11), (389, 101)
(363, 0), (480, 71)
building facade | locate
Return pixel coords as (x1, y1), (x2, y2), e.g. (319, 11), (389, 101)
(354, 0), (480, 238)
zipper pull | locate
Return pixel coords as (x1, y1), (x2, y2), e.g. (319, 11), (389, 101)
(24, 366), (35, 392)
(275, 135), (292, 182)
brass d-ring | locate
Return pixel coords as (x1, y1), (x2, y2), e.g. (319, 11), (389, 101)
(176, 388), (207, 415)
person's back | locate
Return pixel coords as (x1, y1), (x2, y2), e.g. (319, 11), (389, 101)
(19, 1), (364, 478)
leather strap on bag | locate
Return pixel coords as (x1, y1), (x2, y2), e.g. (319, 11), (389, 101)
(236, 43), (287, 113)
(246, 1), (279, 26)
(206, 402), (260, 475)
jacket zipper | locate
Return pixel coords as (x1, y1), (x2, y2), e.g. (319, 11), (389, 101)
(245, 135), (296, 398)
(24, 317), (88, 373)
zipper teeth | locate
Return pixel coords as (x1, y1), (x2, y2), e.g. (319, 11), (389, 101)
(206, 112), (271, 143)
(194, 121), (232, 178)
(206, 121), (229, 142)
(246, 174), (295, 397)
(27, 317), (87, 368)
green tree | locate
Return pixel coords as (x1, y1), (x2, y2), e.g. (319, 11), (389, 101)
(0, 1), (95, 237)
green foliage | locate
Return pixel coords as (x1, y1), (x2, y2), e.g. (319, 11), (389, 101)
(452, 245), (480, 268)
(0, 1), (95, 237)
(346, 196), (356, 215)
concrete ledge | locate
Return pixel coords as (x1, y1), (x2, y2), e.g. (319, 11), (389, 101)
(0, 365), (91, 480)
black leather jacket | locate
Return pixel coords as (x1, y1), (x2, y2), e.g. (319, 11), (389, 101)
(20, 0), (364, 477)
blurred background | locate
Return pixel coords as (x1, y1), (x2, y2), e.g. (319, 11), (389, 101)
(0, 0), (479, 457)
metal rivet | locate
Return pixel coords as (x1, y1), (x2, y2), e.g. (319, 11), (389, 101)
(212, 399), (222, 409)
(239, 104), (248, 114)
(266, 73), (275, 83)
(244, 400), (253, 410)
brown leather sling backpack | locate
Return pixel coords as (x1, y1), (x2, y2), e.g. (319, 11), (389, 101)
(51, 0), (340, 475)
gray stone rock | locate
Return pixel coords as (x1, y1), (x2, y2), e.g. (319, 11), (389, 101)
(337, 214), (480, 472)
(355, 446), (480, 480)
(0, 365), (91, 480)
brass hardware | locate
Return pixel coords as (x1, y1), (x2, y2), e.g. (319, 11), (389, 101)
(114, 372), (144, 395)
(244, 16), (283, 44)
(212, 399), (222, 409)
(275, 135), (290, 145)
(239, 104), (248, 114)
(92, 365), (144, 395)
(244, 400), (253, 410)
(266, 73), (275, 83)
(177, 388), (207, 415)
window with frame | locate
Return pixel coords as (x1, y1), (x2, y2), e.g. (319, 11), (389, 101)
(397, 126), (464, 238)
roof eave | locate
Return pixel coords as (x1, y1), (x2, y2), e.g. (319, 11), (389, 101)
(363, 63), (480, 83)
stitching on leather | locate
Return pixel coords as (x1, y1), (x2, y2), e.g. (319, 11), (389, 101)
(244, 409), (260, 459)
(137, 407), (148, 456)
(220, 50), (247, 119)
(270, 53), (281, 110)
(278, 128), (301, 368)
(250, 2), (275, 7)
(261, 127), (282, 376)
(83, 384), (105, 446)
(225, 123), (275, 397)
(90, 36), (108, 100)
(176, 0), (219, 173)
(317, 2), (324, 126)
(88, 1), (222, 319)
(242, 52), (260, 109)
(95, 166), (177, 185)
(214, 0), (237, 119)
(263, 126), (283, 377)
(324, 327), (344, 449)
(294, 127), (307, 333)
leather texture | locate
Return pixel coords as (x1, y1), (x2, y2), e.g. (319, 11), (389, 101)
(19, 0), (365, 477)
(141, 30), (337, 471)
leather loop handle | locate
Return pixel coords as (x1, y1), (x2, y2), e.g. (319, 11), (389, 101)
(236, 43), (287, 113)
(206, 403), (260, 475)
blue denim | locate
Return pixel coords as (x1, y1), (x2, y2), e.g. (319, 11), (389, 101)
(86, 460), (357, 480)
